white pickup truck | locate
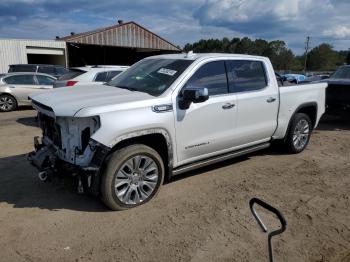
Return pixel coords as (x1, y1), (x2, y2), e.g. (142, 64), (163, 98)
(28, 53), (327, 210)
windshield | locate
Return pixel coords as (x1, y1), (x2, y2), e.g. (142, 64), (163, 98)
(57, 69), (86, 80)
(329, 66), (350, 79)
(107, 58), (193, 96)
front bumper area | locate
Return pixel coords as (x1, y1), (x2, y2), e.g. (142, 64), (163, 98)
(28, 137), (110, 195)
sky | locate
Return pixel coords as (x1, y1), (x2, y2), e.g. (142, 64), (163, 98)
(0, 0), (349, 54)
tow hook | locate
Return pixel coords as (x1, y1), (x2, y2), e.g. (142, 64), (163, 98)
(38, 169), (54, 182)
(38, 171), (48, 182)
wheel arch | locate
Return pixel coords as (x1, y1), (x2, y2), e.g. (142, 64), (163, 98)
(284, 102), (318, 141)
(0, 92), (18, 101)
(107, 129), (174, 179)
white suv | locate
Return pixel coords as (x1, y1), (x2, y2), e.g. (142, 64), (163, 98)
(53, 66), (129, 87)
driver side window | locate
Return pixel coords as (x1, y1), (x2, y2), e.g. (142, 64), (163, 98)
(185, 61), (228, 96)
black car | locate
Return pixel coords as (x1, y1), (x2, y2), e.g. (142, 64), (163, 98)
(324, 65), (350, 111)
(8, 64), (70, 78)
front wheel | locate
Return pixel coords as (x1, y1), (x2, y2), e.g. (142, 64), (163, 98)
(285, 113), (312, 153)
(100, 144), (164, 211)
(0, 94), (17, 112)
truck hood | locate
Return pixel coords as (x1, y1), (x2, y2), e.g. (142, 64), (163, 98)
(30, 84), (155, 117)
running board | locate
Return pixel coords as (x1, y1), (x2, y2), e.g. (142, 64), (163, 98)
(172, 143), (270, 176)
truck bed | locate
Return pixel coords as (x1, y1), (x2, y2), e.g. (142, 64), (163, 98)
(273, 82), (327, 139)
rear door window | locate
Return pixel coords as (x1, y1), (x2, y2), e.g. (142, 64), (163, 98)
(57, 69), (86, 80)
(4, 75), (36, 85)
(226, 60), (267, 93)
(185, 61), (228, 96)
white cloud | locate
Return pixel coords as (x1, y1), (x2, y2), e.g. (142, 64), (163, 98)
(0, 0), (349, 53)
(196, 0), (333, 23)
(323, 25), (350, 39)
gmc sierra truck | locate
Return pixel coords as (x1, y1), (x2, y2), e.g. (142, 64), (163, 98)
(28, 53), (327, 210)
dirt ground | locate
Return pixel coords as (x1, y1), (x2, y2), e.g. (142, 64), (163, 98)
(0, 108), (349, 262)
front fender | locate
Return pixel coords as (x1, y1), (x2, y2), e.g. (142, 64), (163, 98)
(0, 86), (16, 98)
(110, 128), (174, 166)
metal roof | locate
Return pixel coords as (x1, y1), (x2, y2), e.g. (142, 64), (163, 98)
(59, 21), (181, 52)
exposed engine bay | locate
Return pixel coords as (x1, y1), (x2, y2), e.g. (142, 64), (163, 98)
(37, 112), (101, 166)
(28, 105), (110, 194)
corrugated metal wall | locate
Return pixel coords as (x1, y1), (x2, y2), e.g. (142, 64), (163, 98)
(0, 40), (66, 73)
(66, 23), (179, 51)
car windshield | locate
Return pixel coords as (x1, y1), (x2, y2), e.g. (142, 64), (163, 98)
(57, 69), (86, 80)
(329, 66), (350, 79)
(107, 58), (193, 96)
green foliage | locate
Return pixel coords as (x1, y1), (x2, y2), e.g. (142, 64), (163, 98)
(306, 43), (344, 71)
(183, 37), (349, 71)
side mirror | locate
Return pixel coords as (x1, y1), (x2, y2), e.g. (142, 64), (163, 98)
(179, 87), (209, 110)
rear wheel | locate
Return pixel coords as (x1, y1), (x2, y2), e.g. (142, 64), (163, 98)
(0, 94), (17, 112)
(285, 113), (312, 153)
(100, 144), (164, 211)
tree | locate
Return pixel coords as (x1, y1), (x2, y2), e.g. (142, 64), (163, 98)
(235, 37), (254, 54)
(183, 38), (349, 71)
(307, 43), (340, 71)
(268, 40), (294, 70)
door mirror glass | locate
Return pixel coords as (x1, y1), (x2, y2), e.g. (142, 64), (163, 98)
(179, 87), (209, 110)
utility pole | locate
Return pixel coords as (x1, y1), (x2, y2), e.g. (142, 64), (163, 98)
(303, 36), (310, 75)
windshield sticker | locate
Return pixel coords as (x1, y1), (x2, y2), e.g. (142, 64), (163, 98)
(157, 68), (177, 76)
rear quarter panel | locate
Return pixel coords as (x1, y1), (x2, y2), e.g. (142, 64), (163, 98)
(273, 83), (327, 139)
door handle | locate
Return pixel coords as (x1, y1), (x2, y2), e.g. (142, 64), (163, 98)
(267, 97), (276, 103)
(222, 103), (235, 110)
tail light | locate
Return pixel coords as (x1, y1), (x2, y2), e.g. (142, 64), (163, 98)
(66, 80), (78, 86)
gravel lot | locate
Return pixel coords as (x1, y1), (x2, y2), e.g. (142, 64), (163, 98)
(0, 108), (349, 262)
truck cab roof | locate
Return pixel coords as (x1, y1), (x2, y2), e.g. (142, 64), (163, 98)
(147, 52), (269, 61)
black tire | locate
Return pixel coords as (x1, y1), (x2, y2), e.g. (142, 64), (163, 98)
(0, 94), (17, 112)
(285, 113), (312, 154)
(100, 144), (164, 211)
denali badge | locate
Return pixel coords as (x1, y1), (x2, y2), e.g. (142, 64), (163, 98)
(185, 142), (209, 150)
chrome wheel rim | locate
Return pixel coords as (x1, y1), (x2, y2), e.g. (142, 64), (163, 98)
(293, 119), (310, 150)
(114, 155), (159, 205)
(0, 96), (14, 111)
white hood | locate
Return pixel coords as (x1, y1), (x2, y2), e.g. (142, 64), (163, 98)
(30, 84), (155, 117)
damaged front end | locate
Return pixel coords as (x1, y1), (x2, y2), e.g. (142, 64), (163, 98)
(28, 105), (110, 194)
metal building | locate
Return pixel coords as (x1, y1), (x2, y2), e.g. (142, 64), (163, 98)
(0, 21), (181, 73)
(59, 21), (181, 66)
(0, 39), (66, 73)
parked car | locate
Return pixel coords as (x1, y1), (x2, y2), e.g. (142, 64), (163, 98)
(0, 72), (55, 112)
(28, 53), (327, 210)
(282, 74), (306, 84)
(303, 74), (329, 83)
(323, 65), (350, 111)
(53, 66), (129, 88)
(8, 64), (70, 78)
(275, 73), (295, 86)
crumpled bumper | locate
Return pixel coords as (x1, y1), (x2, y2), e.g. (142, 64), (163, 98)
(27, 136), (110, 194)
